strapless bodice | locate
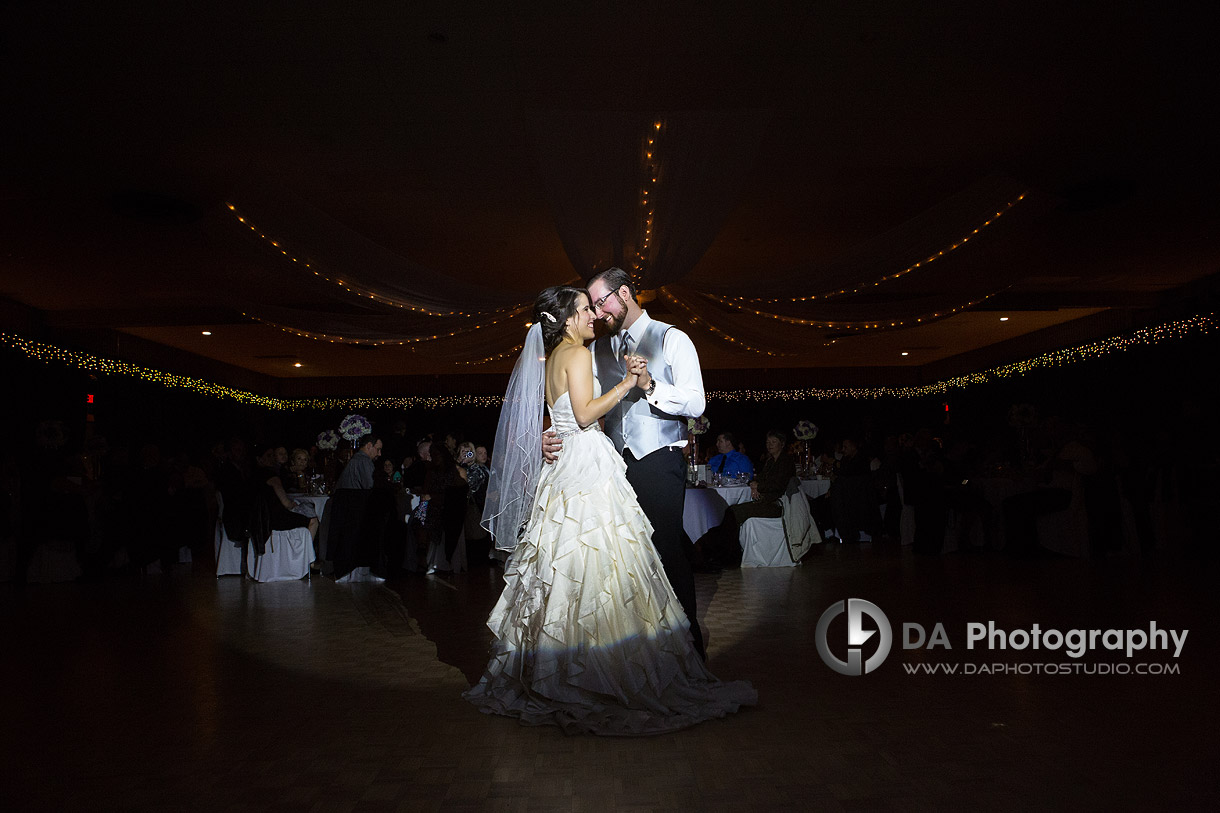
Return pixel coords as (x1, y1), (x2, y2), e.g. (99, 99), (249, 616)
(547, 382), (603, 438)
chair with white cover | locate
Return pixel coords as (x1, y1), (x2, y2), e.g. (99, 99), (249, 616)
(738, 478), (821, 567)
(214, 493), (244, 577)
(895, 473), (916, 547)
(242, 494), (314, 582)
(247, 526), (314, 582)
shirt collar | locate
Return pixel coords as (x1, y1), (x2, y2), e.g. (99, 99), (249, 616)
(623, 309), (652, 346)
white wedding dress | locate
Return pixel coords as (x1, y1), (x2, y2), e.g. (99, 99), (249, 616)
(464, 386), (756, 735)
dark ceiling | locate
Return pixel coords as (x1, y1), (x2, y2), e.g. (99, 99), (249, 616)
(1, 0), (1217, 390)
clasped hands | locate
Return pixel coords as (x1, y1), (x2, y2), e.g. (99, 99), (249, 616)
(625, 353), (651, 390)
(542, 354), (651, 464)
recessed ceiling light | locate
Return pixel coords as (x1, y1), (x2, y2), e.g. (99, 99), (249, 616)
(901, 351), (909, 356)
(999, 316), (1009, 322)
(293, 362), (302, 368)
(201, 330), (212, 335)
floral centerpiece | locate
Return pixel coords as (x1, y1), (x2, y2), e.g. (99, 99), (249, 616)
(793, 419), (818, 474)
(338, 414), (372, 446)
(686, 416), (710, 472)
(792, 420), (818, 441)
(316, 430), (340, 451)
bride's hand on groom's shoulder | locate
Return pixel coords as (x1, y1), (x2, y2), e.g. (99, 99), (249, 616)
(542, 429), (562, 464)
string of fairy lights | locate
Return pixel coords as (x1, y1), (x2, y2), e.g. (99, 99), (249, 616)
(632, 121), (664, 281)
(242, 309), (531, 346)
(2, 313), (1214, 408)
(659, 289), (802, 356)
(224, 202), (527, 319)
(692, 290), (1003, 331)
(456, 343), (526, 366)
(724, 193), (1027, 305)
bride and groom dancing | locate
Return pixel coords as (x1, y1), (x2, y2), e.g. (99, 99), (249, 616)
(463, 268), (755, 735)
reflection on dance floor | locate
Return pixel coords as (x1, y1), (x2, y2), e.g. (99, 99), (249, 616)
(3, 544), (1217, 809)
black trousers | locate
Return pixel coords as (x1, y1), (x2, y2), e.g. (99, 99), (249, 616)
(625, 447), (705, 659)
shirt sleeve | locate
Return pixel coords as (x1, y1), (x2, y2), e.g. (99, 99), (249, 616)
(646, 328), (706, 419)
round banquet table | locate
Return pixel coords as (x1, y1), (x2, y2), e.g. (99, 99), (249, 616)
(799, 477), (832, 500)
(682, 484), (752, 543)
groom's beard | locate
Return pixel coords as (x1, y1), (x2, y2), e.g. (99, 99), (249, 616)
(602, 296), (628, 335)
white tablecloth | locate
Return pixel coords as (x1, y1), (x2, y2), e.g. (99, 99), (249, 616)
(799, 478), (832, 500)
(288, 494), (329, 519)
(682, 485), (752, 542)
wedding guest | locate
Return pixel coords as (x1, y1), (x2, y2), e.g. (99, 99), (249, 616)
(1002, 417), (1097, 555)
(903, 428), (949, 555)
(274, 446), (290, 481)
(375, 456), (403, 487)
(458, 439), (485, 502)
(442, 432), (459, 457)
(706, 432), (754, 480)
(828, 436), (881, 543)
(733, 430), (797, 525)
(455, 441), (490, 564)
(411, 442), (466, 574)
(287, 448), (311, 491)
(471, 445), (491, 509)
(403, 438), (431, 491)
(374, 452), (410, 574)
(336, 435), (382, 490)
(329, 435), (383, 578)
(253, 446), (318, 541)
(700, 430), (796, 566)
(214, 436), (250, 544)
(383, 419), (412, 472)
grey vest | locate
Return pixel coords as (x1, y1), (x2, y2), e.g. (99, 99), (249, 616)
(593, 318), (687, 457)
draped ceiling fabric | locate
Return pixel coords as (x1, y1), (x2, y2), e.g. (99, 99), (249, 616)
(229, 114), (1047, 361)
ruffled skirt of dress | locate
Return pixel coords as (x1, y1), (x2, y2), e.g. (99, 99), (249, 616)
(463, 431), (756, 735)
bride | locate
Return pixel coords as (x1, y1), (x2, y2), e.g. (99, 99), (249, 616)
(464, 286), (756, 735)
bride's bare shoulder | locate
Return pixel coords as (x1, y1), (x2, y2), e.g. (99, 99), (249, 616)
(554, 343), (591, 366)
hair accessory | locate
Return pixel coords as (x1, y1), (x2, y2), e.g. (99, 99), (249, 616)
(541, 311), (557, 323)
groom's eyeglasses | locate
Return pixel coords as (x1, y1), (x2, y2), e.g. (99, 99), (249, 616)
(592, 290), (617, 311)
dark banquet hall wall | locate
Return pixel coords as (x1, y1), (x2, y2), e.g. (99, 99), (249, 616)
(2, 326), (1217, 465)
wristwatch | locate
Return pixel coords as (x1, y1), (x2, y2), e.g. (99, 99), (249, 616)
(645, 379), (656, 397)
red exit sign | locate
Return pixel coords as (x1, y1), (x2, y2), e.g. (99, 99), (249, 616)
(86, 393), (94, 404)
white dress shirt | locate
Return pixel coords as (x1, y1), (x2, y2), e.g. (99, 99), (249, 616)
(592, 310), (707, 449)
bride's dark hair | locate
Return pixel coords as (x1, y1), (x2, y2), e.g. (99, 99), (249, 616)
(534, 285), (589, 354)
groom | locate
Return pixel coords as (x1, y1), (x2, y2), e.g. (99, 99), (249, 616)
(545, 267), (708, 659)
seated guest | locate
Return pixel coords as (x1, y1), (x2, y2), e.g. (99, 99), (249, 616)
(700, 430), (797, 566)
(732, 430), (797, 526)
(274, 446), (291, 481)
(252, 446), (318, 543)
(287, 448), (312, 492)
(706, 432), (754, 480)
(375, 456), (403, 488)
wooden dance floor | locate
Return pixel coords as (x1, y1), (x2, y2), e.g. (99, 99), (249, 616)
(3, 543), (1216, 810)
